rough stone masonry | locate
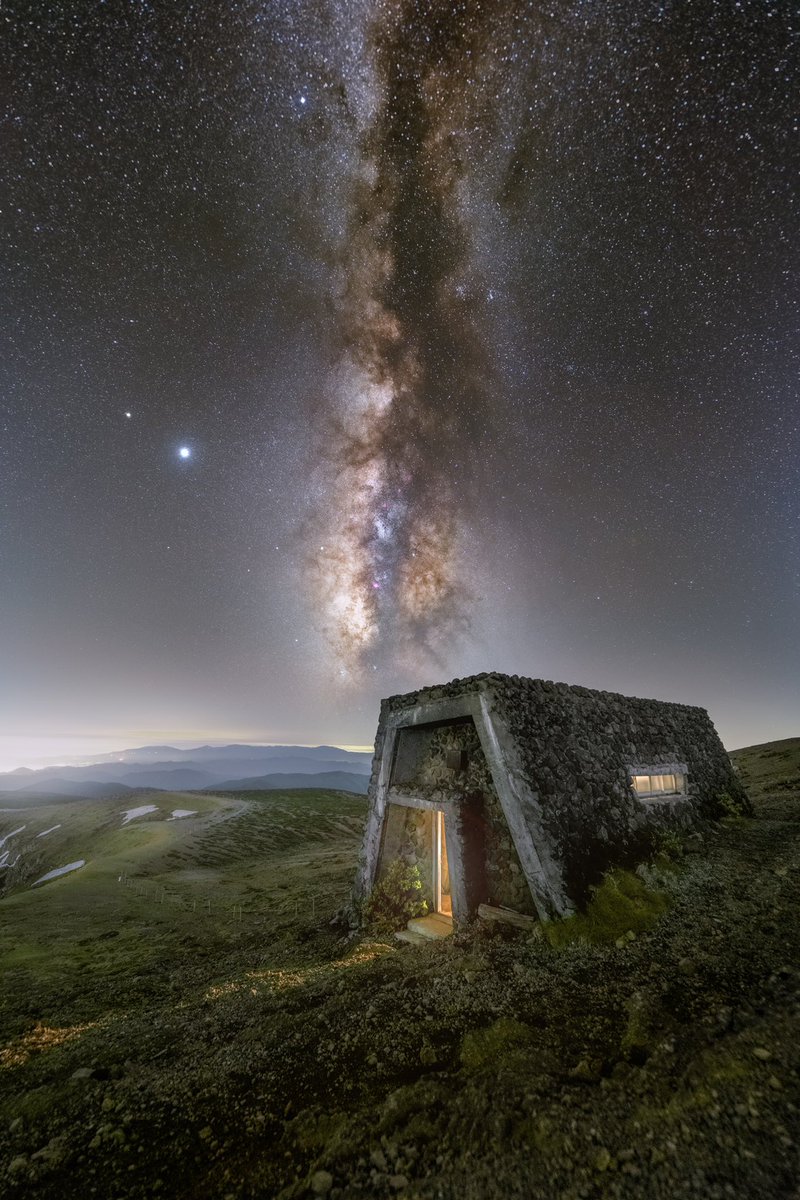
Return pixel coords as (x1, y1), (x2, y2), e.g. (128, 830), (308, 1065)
(354, 673), (749, 923)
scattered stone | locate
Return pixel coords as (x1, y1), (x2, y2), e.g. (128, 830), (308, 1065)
(31, 1137), (67, 1165)
(71, 1067), (96, 1080)
(715, 1006), (733, 1031)
(419, 1041), (437, 1066)
(9, 1156), (28, 1173)
(310, 1170), (333, 1195)
(594, 1147), (612, 1172)
(753, 1047), (772, 1061)
(569, 1058), (602, 1082)
(389, 1175), (408, 1190)
(678, 958), (697, 976)
(370, 1148), (388, 1171)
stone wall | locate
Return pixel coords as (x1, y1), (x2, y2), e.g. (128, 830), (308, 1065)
(376, 673), (749, 907)
(376, 802), (435, 910)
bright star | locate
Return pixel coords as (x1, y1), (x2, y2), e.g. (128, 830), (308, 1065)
(178, 446), (191, 459)
(125, 411), (132, 419)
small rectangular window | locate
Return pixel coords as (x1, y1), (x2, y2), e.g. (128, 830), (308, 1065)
(631, 770), (686, 799)
(633, 768), (686, 796)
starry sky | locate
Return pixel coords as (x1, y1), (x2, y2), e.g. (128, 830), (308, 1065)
(2, 0), (798, 769)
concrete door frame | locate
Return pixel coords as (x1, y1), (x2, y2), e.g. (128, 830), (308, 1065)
(355, 691), (573, 922)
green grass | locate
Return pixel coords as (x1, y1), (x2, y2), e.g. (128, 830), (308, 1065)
(0, 789), (367, 1036)
(730, 736), (800, 799)
(544, 868), (670, 947)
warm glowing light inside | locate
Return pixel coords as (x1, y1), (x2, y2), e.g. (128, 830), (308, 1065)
(631, 772), (685, 798)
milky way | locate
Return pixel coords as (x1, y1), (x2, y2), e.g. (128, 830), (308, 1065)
(2, 0), (798, 757)
(310, 3), (500, 679)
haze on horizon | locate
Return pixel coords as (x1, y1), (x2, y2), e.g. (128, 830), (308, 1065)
(0, 734), (377, 776)
(2, 2), (797, 772)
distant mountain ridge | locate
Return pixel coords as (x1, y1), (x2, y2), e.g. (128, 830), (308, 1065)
(73, 743), (370, 765)
(2, 780), (141, 801)
(0, 743), (372, 797)
(206, 771), (369, 795)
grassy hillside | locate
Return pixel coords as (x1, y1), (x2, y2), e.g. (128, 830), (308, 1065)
(0, 756), (798, 1199)
(730, 737), (800, 800)
(0, 790), (366, 1037)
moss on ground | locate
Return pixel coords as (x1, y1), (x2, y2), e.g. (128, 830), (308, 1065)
(460, 1018), (534, 1070)
(544, 867), (669, 947)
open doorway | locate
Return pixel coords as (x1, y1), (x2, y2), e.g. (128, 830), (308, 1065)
(433, 810), (452, 916)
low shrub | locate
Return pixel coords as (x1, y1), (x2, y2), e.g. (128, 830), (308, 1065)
(362, 859), (428, 934)
(651, 828), (683, 861)
(713, 790), (747, 820)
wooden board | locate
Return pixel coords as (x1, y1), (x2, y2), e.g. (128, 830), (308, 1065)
(478, 902), (539, 931)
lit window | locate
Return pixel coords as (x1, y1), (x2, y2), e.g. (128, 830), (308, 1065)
(630, 770), (687, 799)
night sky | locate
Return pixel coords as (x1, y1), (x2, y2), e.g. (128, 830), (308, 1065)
(2, 0), (798, 769)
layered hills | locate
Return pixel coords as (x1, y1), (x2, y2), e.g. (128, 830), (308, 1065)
(0, 744), (372, 798)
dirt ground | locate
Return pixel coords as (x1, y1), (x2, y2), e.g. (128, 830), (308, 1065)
(0, 752), (798, 1200)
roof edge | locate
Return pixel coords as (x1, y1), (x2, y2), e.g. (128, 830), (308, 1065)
(381, 672), (710, 716)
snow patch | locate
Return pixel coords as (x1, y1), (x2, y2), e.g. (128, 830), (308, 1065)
(167, 809), (197, 821)
(0, 825), (25, 849)
(120, 805), (159, 825)
(32, 860), (85, 886)
(37, 824), (62, 838)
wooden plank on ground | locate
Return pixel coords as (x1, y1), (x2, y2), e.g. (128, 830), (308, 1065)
(478, 902), (539, 931)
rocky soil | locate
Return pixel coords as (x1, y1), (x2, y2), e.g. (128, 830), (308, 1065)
(0, 748), (798, 1199)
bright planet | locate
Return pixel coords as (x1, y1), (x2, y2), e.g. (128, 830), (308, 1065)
(178, 446), (191, 459)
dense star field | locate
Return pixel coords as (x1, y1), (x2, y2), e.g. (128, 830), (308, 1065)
(1, 1), (798, 761)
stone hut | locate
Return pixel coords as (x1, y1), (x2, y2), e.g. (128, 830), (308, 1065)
(353, 673), (747, 927)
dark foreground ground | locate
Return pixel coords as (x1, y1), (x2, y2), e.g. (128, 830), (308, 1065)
(0, 748), (799, 1200)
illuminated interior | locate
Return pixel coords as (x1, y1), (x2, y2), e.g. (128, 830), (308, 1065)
(631, 771), (686, 798)
(435, 810), (452, 916)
